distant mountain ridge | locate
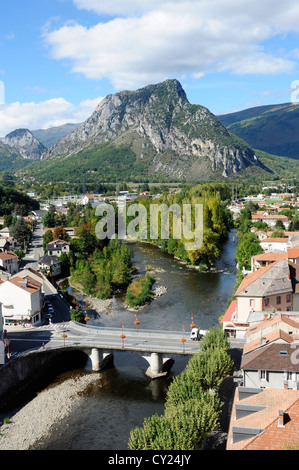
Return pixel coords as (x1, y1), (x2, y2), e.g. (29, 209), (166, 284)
(36, 79), (267, 181)
(1, 128), (46, 161)
(218, 102), (299, 160)
(31, 123), (82, 148)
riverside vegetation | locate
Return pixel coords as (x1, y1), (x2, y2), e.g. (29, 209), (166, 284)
(42, 182), (233, 310)
(126, 182), (233, 270)
(128, 328), (233, 450)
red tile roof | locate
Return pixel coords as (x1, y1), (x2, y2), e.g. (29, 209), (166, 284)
(227, 388), (299, 450)
(221, 300), (237, 324)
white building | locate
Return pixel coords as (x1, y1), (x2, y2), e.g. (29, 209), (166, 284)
(11, 268), (57, 296)
(46, 239), (70, 257)
(260, 237), (289, 253)
(0, 251), (19, 274)
(0, 275), (42, 327)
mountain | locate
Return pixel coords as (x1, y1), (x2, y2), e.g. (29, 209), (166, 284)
(37, 79), (269, 182)
(31, 123), (82, 149)
(218, 103), (299, 160)
(1, 128), (46, 161)
(0, 142), (32, 171)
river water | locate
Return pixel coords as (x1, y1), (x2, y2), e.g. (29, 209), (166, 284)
(36, 230), (238, 450)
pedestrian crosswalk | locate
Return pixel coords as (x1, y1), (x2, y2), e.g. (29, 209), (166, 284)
(36, 323), (69, 333)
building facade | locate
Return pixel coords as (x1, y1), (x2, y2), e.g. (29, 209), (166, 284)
(0, 275), (42, 326)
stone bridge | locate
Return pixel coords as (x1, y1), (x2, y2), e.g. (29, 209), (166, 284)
(33, 321), (203, 379)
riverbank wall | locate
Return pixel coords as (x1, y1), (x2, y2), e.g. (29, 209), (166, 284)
(0, 348), (86, 412)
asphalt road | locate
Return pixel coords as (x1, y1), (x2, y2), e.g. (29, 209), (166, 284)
(21, 222), (45, 271)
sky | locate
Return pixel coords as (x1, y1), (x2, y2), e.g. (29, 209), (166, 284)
(1, 0), (299, 136)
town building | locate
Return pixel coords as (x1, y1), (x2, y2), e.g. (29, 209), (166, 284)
(0, 251), (18, 275)
(251, 252), (287, 271)
(259, 237), (288, 252)
(38, 255), (61, 277)
(0, 227), (13, 238)
(243, 312), (299, 353)
(251, 249), (299, 271)
(226, 387), (299, 450)
(0, 275), (43, 326)
(251, 211), (290, 229)
(46, 239), (70, 257)
(221, 260), (299, 338)
(241, 343), (299, 390)
(11, 268), (57, 296)
(44, 227), (79, 239)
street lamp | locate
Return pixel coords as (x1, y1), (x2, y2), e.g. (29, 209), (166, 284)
(134, 311), (140, 333)
(181, 324), (186, 353)
(120, 321), (126, 348)
(61, 320), (67, 347)
(190, 312), (196, 329)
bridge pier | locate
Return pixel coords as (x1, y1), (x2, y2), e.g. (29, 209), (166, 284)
(142, 353), (174, 379)
(85, 348), (114, 372)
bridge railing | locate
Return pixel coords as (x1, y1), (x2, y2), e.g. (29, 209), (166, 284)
(70, 320), (187, 339)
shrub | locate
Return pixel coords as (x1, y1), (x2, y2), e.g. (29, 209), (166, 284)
(125, 274), (154, 308)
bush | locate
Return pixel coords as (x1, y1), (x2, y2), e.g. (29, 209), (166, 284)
(70, 308), (85, 324)
(125, 274), (154, 308)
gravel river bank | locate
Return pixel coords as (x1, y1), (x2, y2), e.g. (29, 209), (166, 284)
(0, 372), (100, 450)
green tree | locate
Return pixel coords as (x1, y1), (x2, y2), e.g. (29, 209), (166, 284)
(128, 326), (230, 451)
(236, 232), (263, 271)
(70, 308), (85, 323)
(42, 230), (53, 252)
(11, 218), (31, 248)
(42, 210), (56, 228)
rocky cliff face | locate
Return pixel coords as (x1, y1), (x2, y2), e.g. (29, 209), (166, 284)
(42, 79), (265, 179)
(2, 129), (46, 161)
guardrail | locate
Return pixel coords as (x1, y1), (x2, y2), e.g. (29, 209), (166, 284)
(70, 320), (187, 339)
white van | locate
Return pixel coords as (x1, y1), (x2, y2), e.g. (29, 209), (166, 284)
(190, 327), (200, 341)
(190, 327), (207, 341)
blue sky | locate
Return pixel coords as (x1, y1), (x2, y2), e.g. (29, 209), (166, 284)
(1, 0), (299, 135)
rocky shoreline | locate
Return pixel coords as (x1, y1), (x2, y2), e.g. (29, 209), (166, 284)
(0, 372), (100, 450)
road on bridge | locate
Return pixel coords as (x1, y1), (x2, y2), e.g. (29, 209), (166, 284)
(5, 322), (202, 359)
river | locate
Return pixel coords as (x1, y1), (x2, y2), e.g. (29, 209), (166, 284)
(33, 230), (238, 450)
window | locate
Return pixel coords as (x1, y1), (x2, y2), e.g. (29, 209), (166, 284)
(286, 294), (291, 303)
(265, 298), (269, 306)
(250, 299), (255, 307)
(277, 296), (281, 305)
(259, 370), (268, 381)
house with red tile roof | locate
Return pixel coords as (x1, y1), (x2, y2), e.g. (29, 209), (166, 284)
(241, 343), (299, 390)
(243, 314), (299, 352)
(260, 237), (288, 252)
(287, 248), (299, 264)
(251, 211), (290, 229)
(221, 260), (299, 338)
(251, 252), (287, 271)
(227, 387), (299, 450)
(0, 275), (42, 326)
(0, 250), (18, 274)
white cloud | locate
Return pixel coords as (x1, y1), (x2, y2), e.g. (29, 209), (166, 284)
(43, 0), (299, 91)
(73, 0), (180, 16)
(0, 96), (103, 137)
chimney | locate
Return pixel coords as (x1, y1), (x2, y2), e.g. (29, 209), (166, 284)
(278, 410), (286, 428)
